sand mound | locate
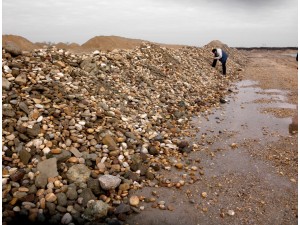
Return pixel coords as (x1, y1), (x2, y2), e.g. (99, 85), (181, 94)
(2, 35), (150, 52)
(2, 34), (38, 51)
(54, 42), (80, 49)
(2, 34), (188, 53)
(205, 40), (227, 48)
(81, 35), (144, 51)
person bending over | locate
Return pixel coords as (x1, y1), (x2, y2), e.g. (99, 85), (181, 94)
(212, 48), (228, 75)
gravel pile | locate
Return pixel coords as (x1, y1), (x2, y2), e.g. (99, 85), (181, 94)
(2, 41), (246, 225)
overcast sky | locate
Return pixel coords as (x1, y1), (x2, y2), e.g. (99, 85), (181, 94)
(2, 0), (298, 47)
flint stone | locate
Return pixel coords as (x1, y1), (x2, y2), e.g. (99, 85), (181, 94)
(56, 192), (68, 206)
(98, 175), (121, 190)
(26, 123), (41, 138)
(61, 213), (72, 224)
(52, 150), (71, 162)
(179, 146), (192, 153)
(114, 203), (131, 214)
(2, 77), (11, 91)
(19, 149), (31, 164)
(153, 134), (164, 142)
(10, 169), (26, 182)
(3, 104), (16, 117)
(11, 67), (20, 76)
(56, 205), (67, 213)
(46, 202), (57, 215)
(37, 158), (58, 178)
(130, 154), (142, 172)
(177, 140), (189, 148)
(82, 200), (109, 221)
(35, 173), (48, 188)
(79, 188), (97, 207)
(66, 186), (78, 200)
(102, 134), (117, 150)
(124, 171), (140, 182)
(3, 65), (12, 73)
(28, 184), (37, 194)
(37, 213), (46, 223)
(69, 147), (82, 157)
(19, 102), (30, 115)
(125, 132), (138, 140)
(148, 146), (159, 155)
(87, 178), (102, 195)
(80, 58), (97, 73)
(66, 164), (91, 183)
(15, 74), (27, 85)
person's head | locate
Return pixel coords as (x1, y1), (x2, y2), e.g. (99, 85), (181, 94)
(212, 48), (217, 53)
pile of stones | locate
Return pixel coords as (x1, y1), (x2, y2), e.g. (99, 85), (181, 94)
(2, 41), (246, 225)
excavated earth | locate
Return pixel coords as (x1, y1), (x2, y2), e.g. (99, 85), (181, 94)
(2, 40), (297, 225)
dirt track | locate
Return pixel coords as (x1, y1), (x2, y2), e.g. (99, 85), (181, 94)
(125, 50), (298, 225)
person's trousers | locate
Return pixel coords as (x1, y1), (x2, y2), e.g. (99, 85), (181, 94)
(212, 59), (226, 75)
(222, 62), (226, 75)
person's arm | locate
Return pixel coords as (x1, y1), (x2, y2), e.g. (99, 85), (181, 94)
(214, 48), (222, 59)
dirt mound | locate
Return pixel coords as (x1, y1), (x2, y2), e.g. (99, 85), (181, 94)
(2, 34), (187, 53)
(2, 34), (38, 51)
(80, 35), (145, 51)
(205, 40), (226, 48)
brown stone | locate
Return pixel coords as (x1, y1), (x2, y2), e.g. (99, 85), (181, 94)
(102, 134), (118, 150)
(51, 148), (62, 154)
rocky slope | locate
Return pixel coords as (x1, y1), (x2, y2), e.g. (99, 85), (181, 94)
(2, 41), (247, 225)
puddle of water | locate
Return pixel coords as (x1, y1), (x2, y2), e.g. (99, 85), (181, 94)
(192, 80), (296, 143)
(189, 79), (296, 188)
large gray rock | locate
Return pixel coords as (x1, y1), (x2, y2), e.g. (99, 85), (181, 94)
(98, 175), (121, 190)
(37, 158), (58, 178)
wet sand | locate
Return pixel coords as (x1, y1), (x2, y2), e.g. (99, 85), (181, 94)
(126, 50), (298, 225)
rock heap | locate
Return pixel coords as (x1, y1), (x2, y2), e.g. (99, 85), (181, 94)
(2, 41), (246, 225)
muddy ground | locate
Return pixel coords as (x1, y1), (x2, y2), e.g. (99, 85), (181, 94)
(125, 50), (298, 225)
